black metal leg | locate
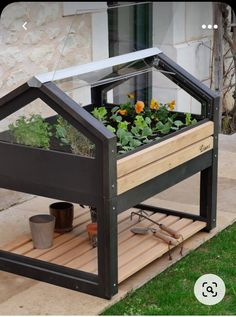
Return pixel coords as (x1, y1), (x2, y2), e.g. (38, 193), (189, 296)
(97, 198), (118, 299)
(200, 163), (217, 232)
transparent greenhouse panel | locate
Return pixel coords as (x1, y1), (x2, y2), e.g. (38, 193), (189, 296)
(51, 2), (154, 78)
(0, 99), (95, 158)
(108, 67), (202, 115)
(45, 2), (155, 104)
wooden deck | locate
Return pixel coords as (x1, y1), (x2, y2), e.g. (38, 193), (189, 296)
(1, 208), (206, 284)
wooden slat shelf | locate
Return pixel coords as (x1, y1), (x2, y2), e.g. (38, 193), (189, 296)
(1, 209), (206, 284)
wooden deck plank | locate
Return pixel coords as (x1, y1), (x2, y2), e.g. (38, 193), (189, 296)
(12, 213), (91, 255)
(37, 234), (88, 262)
(117, 216), (182, 270)
(36, 209), (135, 265)
(118, 136), (213, 194)
(1, 234), (32, 252)
(118, 215), (180, 257)
(3, 208), (206, 285)
(52, 240), (94, 266)
(65, 212), (167, 270)
(117, 121), (214, 178)
(118, 219), (204, 283)
(118, 213), (167, 244)
(78, 215), (179, 273)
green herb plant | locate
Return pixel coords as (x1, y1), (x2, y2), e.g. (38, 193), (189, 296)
(55, 116), (95, 157)
(9, 114), (52, 149)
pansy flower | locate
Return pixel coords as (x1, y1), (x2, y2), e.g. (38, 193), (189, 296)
(117, 109), (127, 116)
(135, 101), (145, 113)
(168, 100), (175, 111)
(150, 98), (159, 110)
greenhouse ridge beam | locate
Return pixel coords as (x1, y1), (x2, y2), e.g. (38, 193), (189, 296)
(27, 48), (162, 86)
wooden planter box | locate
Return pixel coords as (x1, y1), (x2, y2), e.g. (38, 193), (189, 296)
(0, 48), (220, 299)
(117, 121), (214, 195)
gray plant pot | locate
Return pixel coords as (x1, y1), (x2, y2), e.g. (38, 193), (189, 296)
(29, 214), (55, 249)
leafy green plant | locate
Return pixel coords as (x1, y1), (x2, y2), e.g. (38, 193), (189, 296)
(55, 116), (95, 157)
(90, 97), (199, 154)
(173, 120), (184, 130)
(116, 128), (142, 154)
(131, 116), (153, 139)
(155, 121), (172, 135)
(155, 104), (170, 123)
(91, 107), (107, 124)
(9, 114), (52, 149)
(185, 113), (197, 126)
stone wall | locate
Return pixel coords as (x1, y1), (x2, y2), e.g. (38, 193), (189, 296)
(0, 2), (93, 209)
(0, 2), (92, 97)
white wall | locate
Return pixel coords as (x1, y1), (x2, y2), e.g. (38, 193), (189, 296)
(152, 2), (213, 114)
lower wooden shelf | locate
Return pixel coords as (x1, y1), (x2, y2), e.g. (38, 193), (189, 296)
(1, 208), (206, 284)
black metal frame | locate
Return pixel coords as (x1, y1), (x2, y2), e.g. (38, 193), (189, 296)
(0, 51), (219, 299)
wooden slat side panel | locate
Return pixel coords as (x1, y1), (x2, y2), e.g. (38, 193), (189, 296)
(118, 136), (213, 195)
(117, 121), (214, 178)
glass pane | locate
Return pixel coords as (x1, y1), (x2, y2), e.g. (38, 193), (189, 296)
(44, 2), (154, 104)
(0, 99), (95, 158)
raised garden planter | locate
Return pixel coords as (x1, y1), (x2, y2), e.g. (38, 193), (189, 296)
(0, 48), (219, 299)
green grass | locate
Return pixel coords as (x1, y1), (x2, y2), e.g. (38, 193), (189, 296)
(102, 223), (236, 315)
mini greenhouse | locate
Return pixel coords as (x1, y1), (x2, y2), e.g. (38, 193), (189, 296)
(0, 47), (219, 299)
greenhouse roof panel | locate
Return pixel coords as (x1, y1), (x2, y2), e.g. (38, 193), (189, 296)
(28, 48), (162, 87)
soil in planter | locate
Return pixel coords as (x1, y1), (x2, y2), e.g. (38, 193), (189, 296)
(84, 103), (204, 155)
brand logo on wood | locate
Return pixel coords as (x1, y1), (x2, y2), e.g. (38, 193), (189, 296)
(200, 143), (210, 152)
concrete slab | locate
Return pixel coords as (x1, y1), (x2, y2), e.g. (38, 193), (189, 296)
(0, 189), (33, 211)
(219, 132), (236, 153)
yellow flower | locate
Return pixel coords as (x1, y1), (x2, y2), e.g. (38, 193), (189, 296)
(150, 98), (159, 110)
(117, 109), (127, 116)
(135, 100), (145, 113)
(127, 93), (135, 99)
(168, 100), (175, 111)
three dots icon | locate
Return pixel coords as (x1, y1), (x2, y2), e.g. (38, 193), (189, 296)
(202, 24), (218, 29)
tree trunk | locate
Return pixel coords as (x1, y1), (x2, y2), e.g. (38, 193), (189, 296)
(213, 3), (223, 131)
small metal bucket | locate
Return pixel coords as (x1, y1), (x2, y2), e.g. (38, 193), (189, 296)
(49, 202), (74, 233)
(29, 214), (55, 249)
